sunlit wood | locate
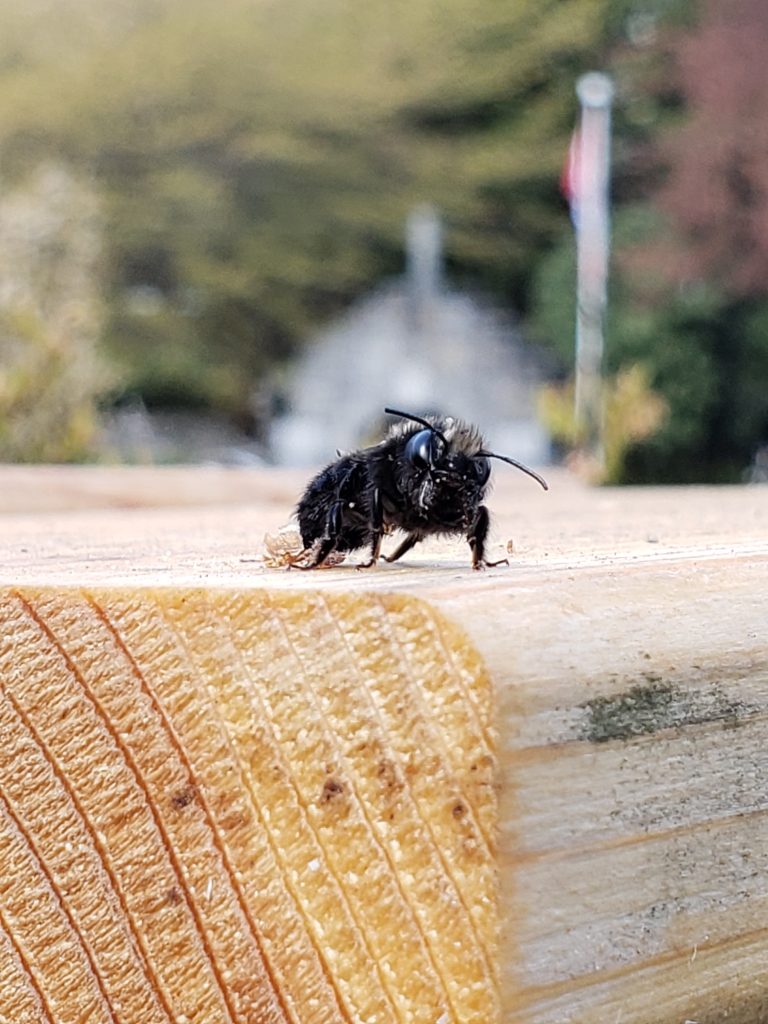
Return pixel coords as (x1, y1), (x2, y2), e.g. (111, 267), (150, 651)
(0, 468), (765, 1023)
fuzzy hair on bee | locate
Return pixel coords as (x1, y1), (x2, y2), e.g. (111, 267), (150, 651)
(288, 407), (548, 571)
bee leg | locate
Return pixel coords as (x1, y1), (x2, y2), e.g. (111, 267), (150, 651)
(300, 500), (344, 569)
(356, 533), (383, 570)
(298, 540), (336, 569)
(285, 548), (313, 567)
(382, 532), (420, 563)
(468, 505), (509, 570)
(356, 488), (384, 569)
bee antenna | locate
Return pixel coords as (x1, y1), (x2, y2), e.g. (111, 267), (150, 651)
(479, 451), (549, 491)
(384, 407), (448, 445)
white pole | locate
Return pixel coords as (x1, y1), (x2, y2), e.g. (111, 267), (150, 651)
(574, 72), (614, 469)
(405, 203), (442, 333)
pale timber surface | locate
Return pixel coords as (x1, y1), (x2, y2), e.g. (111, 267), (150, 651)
(0, 466), (765, 1024)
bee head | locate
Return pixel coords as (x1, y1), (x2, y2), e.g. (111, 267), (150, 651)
(384, 406), (549, 492)
(403, 426), (446, 471)
(385, 408), (488, 527)
(384, 407), (448, 472)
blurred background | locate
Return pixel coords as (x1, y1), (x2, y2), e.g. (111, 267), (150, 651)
(0, 0), (766, 484)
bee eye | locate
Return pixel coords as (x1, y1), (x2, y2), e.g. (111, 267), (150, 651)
(473, 456), (491, 485)
(405, 428), (443, 470)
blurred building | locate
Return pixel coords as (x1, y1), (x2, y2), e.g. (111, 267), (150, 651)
(269, 206), (552, 467)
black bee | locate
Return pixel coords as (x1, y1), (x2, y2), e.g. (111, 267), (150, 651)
(292, 407), (548, 570)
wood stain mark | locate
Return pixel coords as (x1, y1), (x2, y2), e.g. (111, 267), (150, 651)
(319, 777), (346, 804)
(582, 680), (758, 745)
(170, 784), (197, 810)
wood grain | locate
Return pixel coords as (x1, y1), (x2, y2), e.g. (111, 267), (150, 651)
(0, 467), (766, 1024)
(0, 587), (498, 1024)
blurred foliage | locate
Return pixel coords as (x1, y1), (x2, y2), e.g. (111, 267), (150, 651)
(0, 0), (625, 417)
(0, 0), (765, 478)
(538, 363), (667, 483)
(532, 0), (768, 481)
(0, 305), (105, 461)
(531, 201), (768, 481)
(0, 165), (114, 461)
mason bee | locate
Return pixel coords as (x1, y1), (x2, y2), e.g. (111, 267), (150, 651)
(290, 407), (548, 570)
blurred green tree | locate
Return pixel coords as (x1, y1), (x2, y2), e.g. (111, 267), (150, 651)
(532, 0), (768, 481)
(3, 0), (765, 480)
(0, 165), (113, 461)
(0, 0), (622, 414)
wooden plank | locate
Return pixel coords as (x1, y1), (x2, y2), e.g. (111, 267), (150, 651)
(460, 558), (768, 1024)
(0, 467), (766, 1023)
(0, 464), (298, 513)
